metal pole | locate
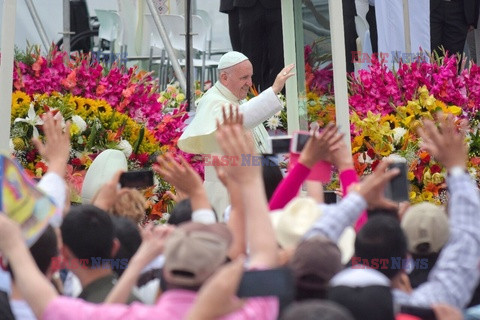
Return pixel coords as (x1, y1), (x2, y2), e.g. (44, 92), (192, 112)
(329, 0), (351, 151)
(62, 0), (70, 56)
(24, 0), (50, 51)
(185, 0), (194, 111)
(403, 0), (411, 54)
(282, 0), (300, 134)
(0, 0), (17, 151)
(145, 0), (186, 92)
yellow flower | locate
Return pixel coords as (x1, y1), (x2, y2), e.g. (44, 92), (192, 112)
(407, 171), (415, 181)
(12, 91), (31, 108)
(70, 123), (80, 136)
(352, 134), (364, 153)
(447, 105), (462, 116)
(423, 170), (432, 185)
(176, 93), (186, 103)
(431, 172), (444, 184)
(380, 114), (399, 129)
(11, 91), (31, 121)
(12, 137), (26, 150)
(409, 191), (417, 201)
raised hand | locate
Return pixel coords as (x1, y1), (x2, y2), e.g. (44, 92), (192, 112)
(154, 153), (203, 196)
(32, 112), (71, 177)
(417, 114), (468, 170)
(272, 64), (295, 94)
(354, 160), (399, 210)
(299, 123), (344, 169)
(215, 105), (260, 184)
(92, 170), (124, 211)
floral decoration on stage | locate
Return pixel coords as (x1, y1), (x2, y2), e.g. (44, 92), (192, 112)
(307, 51), (480, 204)
(10, 46), (200, 221)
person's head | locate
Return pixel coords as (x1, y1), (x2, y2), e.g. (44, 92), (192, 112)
(261, 156), (283, 201)
(401, 202), (449, 257)
(281, 300), (354, 320)
(289, 236), (342, 301)
(271, 197), (323, 250)
(218, 51), (253, 100)
(61, 204), (118, 267)
(8, 225), (58, 279)
(112, 216), (142, 277)
(162, 222), (232, 290)
(328, 268), (395, 320)
(112, 188), (147, 225)
(354, 215), (407, 279)
(168, 199), (218, 225)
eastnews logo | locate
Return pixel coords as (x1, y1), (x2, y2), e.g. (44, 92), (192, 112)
(51, 257), (129, 270)
(352, 257), (429, 270)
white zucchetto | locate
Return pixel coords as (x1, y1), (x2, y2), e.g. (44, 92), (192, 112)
(217, 51), (249, 70)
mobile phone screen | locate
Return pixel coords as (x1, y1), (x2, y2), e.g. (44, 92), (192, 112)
(399, 305), (436, 320)
(269, 136), (292, 154)
(295, 134), (310, 153)
(236, 267), (295, 306)
(385, 162), (409, 202)
(119, 170), (154, 189)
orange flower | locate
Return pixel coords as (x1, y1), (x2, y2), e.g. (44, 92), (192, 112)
(424, 182), (441, 196)
(96, 84), (106, 96)
(419, 151), (431, 163)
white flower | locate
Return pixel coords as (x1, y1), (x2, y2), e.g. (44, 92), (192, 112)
(71, 115), (87, 132)
(14, 104), (44, 138)
(358, 152), (373, 164)
(392, 127), (407, 144)
(469, 167), (477, 179)
(266, 116), (280, 130)
(118, 139), (133, 158)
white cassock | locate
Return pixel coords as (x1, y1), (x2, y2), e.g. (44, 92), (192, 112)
(178, 81), (283, 219)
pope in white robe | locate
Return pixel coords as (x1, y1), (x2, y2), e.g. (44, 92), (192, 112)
(178, 51), (294, 218)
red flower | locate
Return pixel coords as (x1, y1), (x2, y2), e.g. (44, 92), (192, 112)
(71, 158), (82, 167)
(430, 164), (442, 174)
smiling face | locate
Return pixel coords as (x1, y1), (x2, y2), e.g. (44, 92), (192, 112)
(220, 60), (253, 100)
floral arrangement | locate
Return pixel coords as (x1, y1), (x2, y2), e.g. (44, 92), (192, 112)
(10, 45), (201, 220)
(350, 86), (467, 203)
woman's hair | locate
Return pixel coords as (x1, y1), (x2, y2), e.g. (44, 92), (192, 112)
(112, 188), (147, 224)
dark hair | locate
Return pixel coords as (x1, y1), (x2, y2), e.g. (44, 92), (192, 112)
(8, 225), (58, 278)
(281, 300), (354, 320)
(61, 205), (114, 263)
(262, 156), (283, 201)
(354, 215), (407, 279)
(366, 208), (399, 220)
(168, 199), (218, 225)
(112, 216), (142, 276)
(168, 199), (193, 225)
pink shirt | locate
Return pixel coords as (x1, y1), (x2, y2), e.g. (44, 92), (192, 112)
(42, 289), (278, 320)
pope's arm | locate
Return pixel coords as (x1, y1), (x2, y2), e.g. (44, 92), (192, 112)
(178, 89), (282, 154)
(239, 87), (283, 129)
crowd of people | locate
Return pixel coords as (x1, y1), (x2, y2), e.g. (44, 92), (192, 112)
(0, 87), (479, 319)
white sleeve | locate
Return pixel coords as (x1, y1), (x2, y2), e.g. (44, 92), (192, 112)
(37, 172), (67, 227)
(239, 88), (283, 129)
(192, 209), (217, 224)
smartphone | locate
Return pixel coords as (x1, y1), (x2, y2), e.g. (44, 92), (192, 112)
(323, 190), (338, 204)
(237, 267), (295, 307)
(119, 170), (154, 189)
(399, 305), (436, 320)
(385, 158), (409, 202)
(268, 136), (292, 154)
(290, 131), (311, 154)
